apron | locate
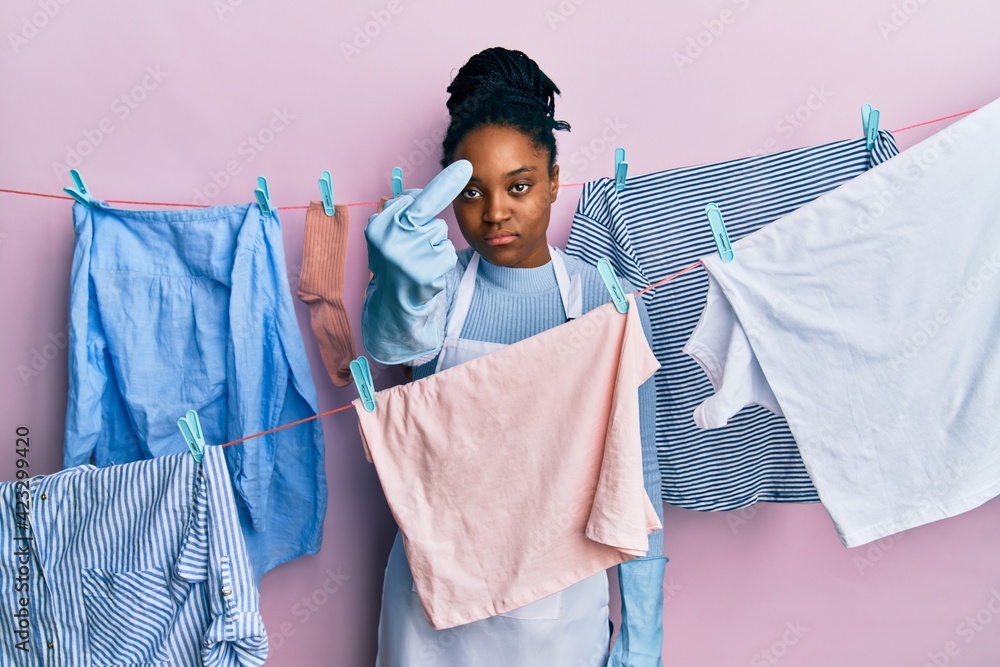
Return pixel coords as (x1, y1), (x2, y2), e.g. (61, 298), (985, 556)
(376, 247), (611, 667)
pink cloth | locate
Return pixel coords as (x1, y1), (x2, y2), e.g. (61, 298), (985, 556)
(354, 295), (662, 629)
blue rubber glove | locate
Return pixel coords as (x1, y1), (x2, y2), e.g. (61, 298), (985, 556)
(609, 556), (668, 667)
(361, 160), (472, 365)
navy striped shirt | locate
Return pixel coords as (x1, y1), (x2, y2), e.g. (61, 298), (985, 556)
(0, 445), (266, 666)
(565, 132), (899, 510)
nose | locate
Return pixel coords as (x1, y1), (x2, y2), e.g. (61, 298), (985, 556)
(482, 193), (511, 225)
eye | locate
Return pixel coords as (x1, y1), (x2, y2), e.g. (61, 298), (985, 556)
(511, 182), (530, 195)
(461, 188), (482, 200)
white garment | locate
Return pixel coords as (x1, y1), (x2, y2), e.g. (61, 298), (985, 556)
(685, 96), (1000, 548)
(377, 247), (610, 666)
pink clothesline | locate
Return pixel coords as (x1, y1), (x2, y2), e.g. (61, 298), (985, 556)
(0, 106), (978, 211)
(1, 106), (978, 447)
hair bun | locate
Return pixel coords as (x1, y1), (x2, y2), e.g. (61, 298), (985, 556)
(441, 47), (570, 169)
(446, 47), (569, 129)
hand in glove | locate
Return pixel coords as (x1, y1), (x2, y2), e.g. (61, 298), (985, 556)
(361, 160), (473, 365)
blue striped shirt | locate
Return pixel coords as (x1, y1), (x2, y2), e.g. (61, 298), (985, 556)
(565, 132), (899, 510)
(0, 445), (267, 666)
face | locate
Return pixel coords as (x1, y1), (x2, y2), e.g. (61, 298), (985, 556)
(450, 125), (560, 269)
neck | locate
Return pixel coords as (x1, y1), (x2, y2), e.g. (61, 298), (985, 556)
(476, 248), (559, 293)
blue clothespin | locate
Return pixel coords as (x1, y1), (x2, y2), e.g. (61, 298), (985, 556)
(254, 176), (273, 218)
(176, 410), (206, 463)
(318, 171), (335, 216)
(391, 167), (404, 198)
(614, 147), (628, 192)
(349, 356), (376, 412)
(861, 104), (880, 151)
(597, 259), (629, 313)
(705, 203), (734, 263)
(64, 169), (92, 205)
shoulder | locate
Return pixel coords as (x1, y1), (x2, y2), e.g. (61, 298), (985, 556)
(559, 248), (601, 289)
(444, 247), (475, 293)
(456, 246), (475, 269)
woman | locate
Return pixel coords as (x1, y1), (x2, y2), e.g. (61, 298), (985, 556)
(363, 47), (666, 667)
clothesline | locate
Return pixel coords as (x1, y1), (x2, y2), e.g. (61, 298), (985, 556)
(0, 107), (978, 211)
(5, 105), (979, 451)
(213, 105), (979, 449)
(210, 259), (707, 449)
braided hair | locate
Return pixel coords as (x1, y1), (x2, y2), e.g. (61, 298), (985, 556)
(441, 47), (571, 172)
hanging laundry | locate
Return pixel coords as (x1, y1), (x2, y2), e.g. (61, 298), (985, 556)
(297, 201), (357, 387)
(64, 200), (326, 579)
(565, 131), (899, 511)
(376, 245), (666, 665)
(685, 96), (1000, 548)
(363, 161), (666, 663)
(354, 295), (662, 630)
(0, 445), (267, 666)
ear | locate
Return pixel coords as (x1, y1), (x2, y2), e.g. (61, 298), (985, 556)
(549, 164), (560, 203)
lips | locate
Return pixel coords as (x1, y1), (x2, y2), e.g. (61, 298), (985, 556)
(484, 231), (518, 247)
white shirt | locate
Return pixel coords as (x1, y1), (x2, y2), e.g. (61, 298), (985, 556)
(685, 95), (1000, 548)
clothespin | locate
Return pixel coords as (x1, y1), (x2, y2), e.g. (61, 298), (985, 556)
(597, 259), (629, 313)
(318, 171), (335, 216)
(64, 169), (92, 205)
(350, 356), (376, 412)
(391, 167), (404, 198)
(705, 203), (734, 263)
(254, 176), (273, 217)
(176, 410), (206, 463)
(614, 147), (628, 192)
(861, 104), (880, 151)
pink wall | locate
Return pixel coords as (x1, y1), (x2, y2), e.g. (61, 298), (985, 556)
(2, 1), (1000, 664)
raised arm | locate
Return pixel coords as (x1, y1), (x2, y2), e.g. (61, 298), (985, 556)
(361, 160), (472, 365)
